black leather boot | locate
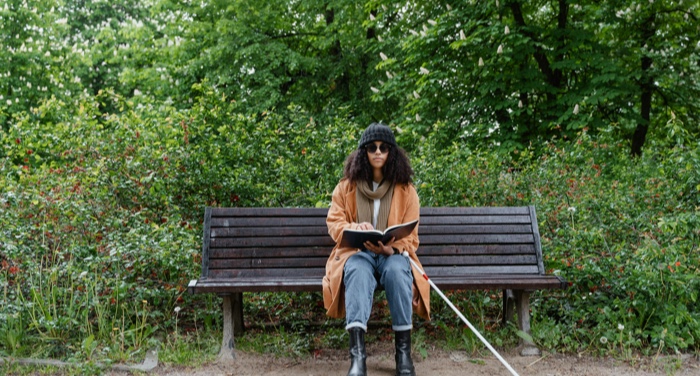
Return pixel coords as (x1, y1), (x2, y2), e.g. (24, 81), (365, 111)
(347, 327), (367, 376)
(395, 330), (416, 376)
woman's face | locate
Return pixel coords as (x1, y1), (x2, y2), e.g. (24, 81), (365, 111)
(366, 140), (390, 171)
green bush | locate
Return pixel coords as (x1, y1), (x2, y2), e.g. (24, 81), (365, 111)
(413, 128), (699, 354)
(1, 87), (698, 362)
(0, 87), (356, 361)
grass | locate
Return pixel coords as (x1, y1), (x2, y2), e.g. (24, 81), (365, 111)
(158, 331), (220, 366)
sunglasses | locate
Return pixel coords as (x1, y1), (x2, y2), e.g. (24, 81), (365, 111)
(365, 143), (391, 154)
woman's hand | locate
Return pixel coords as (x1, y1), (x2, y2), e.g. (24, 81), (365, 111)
(356, 222), (395, 256)
(363, 237), (395, 257)
(356, 222), (374, 231)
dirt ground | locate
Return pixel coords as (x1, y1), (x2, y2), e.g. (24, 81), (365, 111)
(139, 343), (700, 376)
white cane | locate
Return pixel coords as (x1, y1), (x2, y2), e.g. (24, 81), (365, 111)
(403, 252), (520, 376)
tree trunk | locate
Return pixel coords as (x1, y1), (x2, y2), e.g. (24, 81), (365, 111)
(631, 15), (656, 157)
(631, 55), (653, 157)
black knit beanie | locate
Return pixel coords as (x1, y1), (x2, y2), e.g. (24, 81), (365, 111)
(358, 123), (397, 149)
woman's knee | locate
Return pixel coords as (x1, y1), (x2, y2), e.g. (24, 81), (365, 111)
(344, 253), (374, 280)
(381, 257), (412, 284)
(385, 256), (411, 273)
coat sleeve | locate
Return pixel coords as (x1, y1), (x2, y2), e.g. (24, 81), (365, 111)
(327, 180), (357, 244)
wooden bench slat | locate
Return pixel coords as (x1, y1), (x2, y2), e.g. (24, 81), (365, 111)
(207, 244), (537, 259)
(211, 214), (534, 228)
(419, 234), (535, 245)
(430, 275), (567, 290)
(209, 248), (331, 259)
(210, 234), (535, 248)
(187, 274), (566, 294)
(419, 254), (538, 266)
(210, 207), (532, 217)
(417, 244), (536, 255)
(211, 224), (534, 238)
(189, 279), (323, 293)
(212, 226), (330, 238)
(420, 207), (531, 215)
(211, 208), (328, 217)
(208, 268), (326, 279)
(210, 236), (336, 248)
(209, 257), (328, 269)
(211, 224), (532, 238)
(207, 265), (541, 279)
(419, 215), (533, 225)
(207, 254), (537, 270)
(211, 217), (328, 227)
(419, 224), (533, 235)
(423, 265), (540, 275)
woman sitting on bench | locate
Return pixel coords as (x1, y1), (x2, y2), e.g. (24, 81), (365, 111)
(323, 122), (431, 376)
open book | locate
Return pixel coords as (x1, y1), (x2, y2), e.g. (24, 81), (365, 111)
(339, 219), (419, 249)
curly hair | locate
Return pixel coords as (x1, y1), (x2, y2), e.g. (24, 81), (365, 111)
(343, 145), (414, 185)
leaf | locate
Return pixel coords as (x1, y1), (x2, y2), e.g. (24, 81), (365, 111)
(516, 330), (534, 344)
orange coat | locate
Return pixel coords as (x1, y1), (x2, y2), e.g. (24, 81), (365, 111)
(323, 179), (431, 321)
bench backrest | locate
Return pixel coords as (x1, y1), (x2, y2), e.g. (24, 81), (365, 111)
(201, 206), (545, 281)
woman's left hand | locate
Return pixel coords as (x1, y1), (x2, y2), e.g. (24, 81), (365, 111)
(364, 237), (395, 256)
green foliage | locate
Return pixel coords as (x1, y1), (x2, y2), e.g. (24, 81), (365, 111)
(0, 86), (360, 363)
(146, 0), (382, 124)
(0, 0), (75, 130)
(1, 0), (699, 366)
(411, 127), (700, 354)
(366, 1), (700, 154)
(1, 91), (201, 361)
(3, 0), (697, 154)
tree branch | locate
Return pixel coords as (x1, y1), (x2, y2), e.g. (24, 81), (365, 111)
(557, 0), (568, 29)
(656, 7), (699, 21)
(509, 1), (561, 89)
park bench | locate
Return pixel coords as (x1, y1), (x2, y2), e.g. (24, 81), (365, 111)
(187, 206), (567, 360)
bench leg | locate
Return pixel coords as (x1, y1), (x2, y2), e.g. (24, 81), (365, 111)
(217, 293), (244, 362)
(514, 290), (541, 356)
(232, 292), (245, 336)
(502, 289), (515, 327)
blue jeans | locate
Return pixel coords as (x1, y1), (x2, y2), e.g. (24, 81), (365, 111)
(344, 250), (414, 332)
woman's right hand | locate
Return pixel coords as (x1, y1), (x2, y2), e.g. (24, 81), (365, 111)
(356, 222), (374, 231)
